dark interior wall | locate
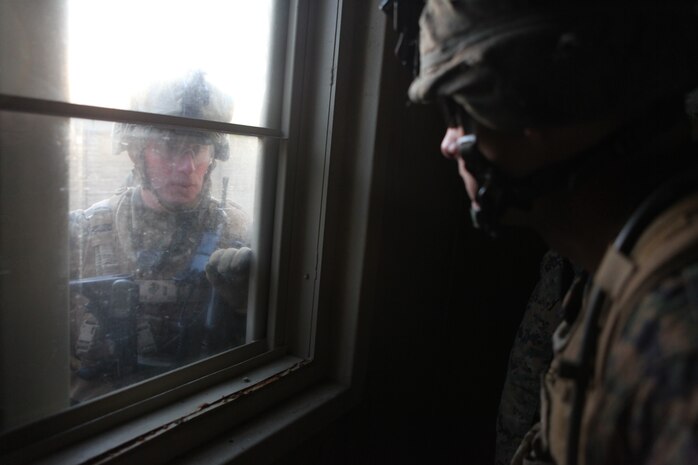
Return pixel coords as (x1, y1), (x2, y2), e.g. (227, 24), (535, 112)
(352, 54), (546, 464)
(274, 9), (546, 465)
(339, 93), (545, 465)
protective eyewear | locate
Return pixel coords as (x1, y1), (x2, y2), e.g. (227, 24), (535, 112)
(148, 132), (214, 167)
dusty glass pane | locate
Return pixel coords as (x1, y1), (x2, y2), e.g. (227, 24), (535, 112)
(68, 118), (260, 404)
(1, 0), (273, 433)
(0, 111), (261, 433)
(0, 111), (71, 433)
(1, 0), (276, 127)
(67, 0), (275, 127)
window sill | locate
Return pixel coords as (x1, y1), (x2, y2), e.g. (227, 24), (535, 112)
(171, 382), (349, 465)
(11, 355), (348, 465)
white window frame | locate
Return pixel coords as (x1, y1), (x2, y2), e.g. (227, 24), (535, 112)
(0, 1), (388, 464)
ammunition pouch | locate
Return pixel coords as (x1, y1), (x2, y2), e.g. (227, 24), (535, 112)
(72, 275), (139, 379)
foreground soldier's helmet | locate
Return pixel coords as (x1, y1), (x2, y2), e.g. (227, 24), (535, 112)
(114, 70), (234, 161)
(409, 0), (698, 131)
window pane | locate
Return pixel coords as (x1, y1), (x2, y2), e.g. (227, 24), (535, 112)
(69, 120), (260, 404)
(0, 111), (70, 433)
(1, 0), (278, 437)
(1, 0), (276, 128)
(0, 111), (263, 431)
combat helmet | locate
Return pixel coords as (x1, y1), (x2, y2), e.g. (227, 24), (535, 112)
(114, 70), (234, 161)
(409, 0), (698, 131)
(407, 0), (698, 236)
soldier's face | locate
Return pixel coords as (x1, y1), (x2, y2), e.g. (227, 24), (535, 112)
(439, 103), (558, 231)
(142, 135), (214, 209)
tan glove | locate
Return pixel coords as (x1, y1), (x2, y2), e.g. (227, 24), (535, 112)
(205, 246), (252, 309)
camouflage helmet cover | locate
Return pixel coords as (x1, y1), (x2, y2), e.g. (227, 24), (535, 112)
(408, 1), (561, 103)
(114, 70), (234, 161)
(409, 0), (698, 130)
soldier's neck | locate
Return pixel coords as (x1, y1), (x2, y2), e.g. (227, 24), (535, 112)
(140, 187), (167, 212)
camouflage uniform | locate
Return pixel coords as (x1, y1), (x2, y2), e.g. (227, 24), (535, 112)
(69, 186), (250, 402)
(406, 2), (698, 463)
(514, 189), (698, 465)
(581, 266), (698, 465)
(495, 250), (572, 465)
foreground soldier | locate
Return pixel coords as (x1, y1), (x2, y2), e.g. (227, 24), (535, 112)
(69, 71), (252, 403)
(410, 1), (698, 464)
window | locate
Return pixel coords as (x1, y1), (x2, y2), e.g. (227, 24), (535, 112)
(1, 1), (384, 463)
(2, 0), (285, 435)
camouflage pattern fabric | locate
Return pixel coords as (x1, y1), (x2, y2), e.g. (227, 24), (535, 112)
(580, 262), (698, 464)
(69, 187), (250, 402)
(495, 250), (570, 465)
(578, 191), (698, 465)
(513, 190), (698, 465)
(518, 262), (698, 465)
(69, 187), (250, 279)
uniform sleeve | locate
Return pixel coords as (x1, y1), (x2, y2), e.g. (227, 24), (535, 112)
(585, 265), (698, 465)
(634, 353), (698, 465)
(495, 250), (570, 465)
(630, 268), (698, 465)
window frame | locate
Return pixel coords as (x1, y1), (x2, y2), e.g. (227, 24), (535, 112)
(0, 1), (388, 463)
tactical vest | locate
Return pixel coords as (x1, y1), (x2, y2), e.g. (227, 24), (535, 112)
(70, 189), (250, 403)
(514, 183), (698, 465)
(74, 189), (232, 369)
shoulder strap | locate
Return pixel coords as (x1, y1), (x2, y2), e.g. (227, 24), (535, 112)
(593, 192), (698, 380)
(564, 166), (698, 465)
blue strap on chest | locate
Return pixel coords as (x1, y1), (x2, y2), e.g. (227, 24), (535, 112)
(189, 230), (220, 274)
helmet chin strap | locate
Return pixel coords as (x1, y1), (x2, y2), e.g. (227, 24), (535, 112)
(458, 97), (689, 237)
(457, 134), (524, 238)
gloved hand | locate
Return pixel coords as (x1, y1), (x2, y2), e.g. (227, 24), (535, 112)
(205, 246), (252, 308)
